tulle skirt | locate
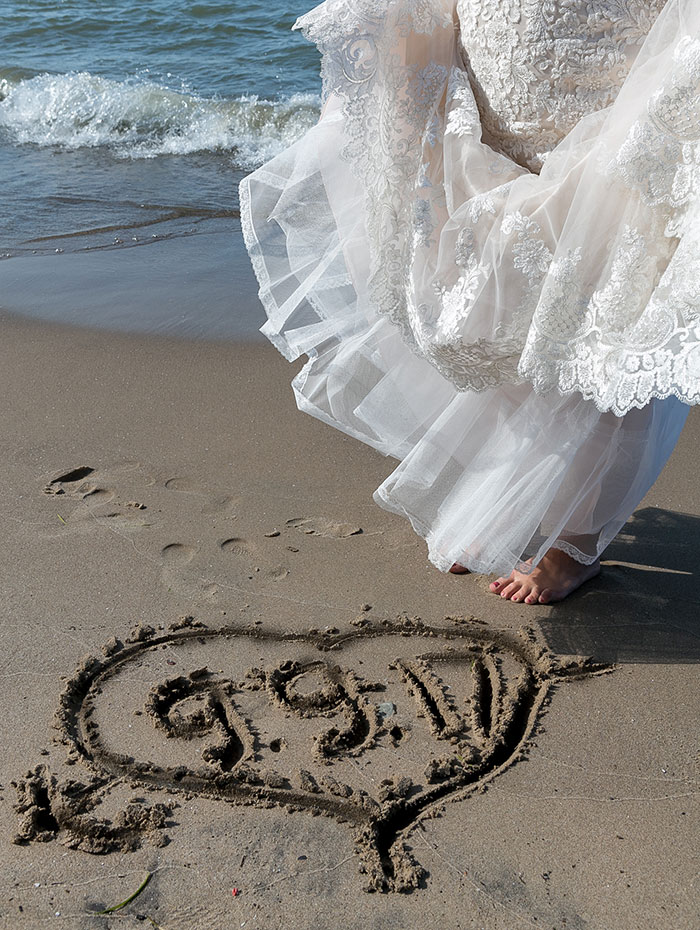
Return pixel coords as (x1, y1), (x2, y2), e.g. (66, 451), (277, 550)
(284, 294), (688, 576)
(239, 0), (694, 577)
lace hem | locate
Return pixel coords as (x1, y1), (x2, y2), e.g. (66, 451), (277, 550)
(375, 489), (604, 575)
(549, 540), (601, 566)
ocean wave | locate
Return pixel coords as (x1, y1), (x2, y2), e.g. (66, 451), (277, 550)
(0, 69), (320, 165)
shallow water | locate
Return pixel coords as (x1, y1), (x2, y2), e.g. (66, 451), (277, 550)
(0, 0), (321, 337)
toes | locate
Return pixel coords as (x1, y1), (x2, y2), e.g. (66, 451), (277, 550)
(490, 576), (509, 592)
(538, 588), (553, 604)
(500, 581), (521, 600)
(524, 587), (541, 605)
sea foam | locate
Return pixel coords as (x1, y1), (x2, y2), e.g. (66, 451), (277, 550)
(0, 70), (320, 165)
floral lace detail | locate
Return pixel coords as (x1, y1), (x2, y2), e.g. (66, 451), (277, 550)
(445, 65), (481, 138)
(518, 212), (700, 414)
(456, 0), (667, 173)
(433, 253), (486, 340)
(465, 191), (497, 224)
(607, 35), (700, 238)
(499, 211), (551, 328)
(428, 208), (557, 386)
(426, 336), (522, 391)
(519, 34), (700, 414)
(293, 0), (453, 97)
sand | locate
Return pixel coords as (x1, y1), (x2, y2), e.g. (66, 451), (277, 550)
(0, 311), (697, 929)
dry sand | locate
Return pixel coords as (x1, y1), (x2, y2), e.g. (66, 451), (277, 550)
(0, 312), (697, 929)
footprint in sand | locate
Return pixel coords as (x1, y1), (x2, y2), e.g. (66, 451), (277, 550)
(41, 465), (157, 535)
(163, 477), (193, 492)
(286, 517), (363, 538)
(220, 538), (289, 582)
(268, 566), (290, 581)
(78, 485), (115, 503)
(164, 476), (238, 515)
(90, 511), (150, 530)
(44, 466), (115, 504)
(158, 519), (363, 608)
(160, 543), (197, 565)
(201, 495), (238, 515)
(43, 465), (95, 494)
(159, 543), (213, 602)
(158, 533), (291, 605)
(220, 537), (259, 559)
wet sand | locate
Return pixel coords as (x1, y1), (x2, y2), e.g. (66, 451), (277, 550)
(0, 312), (697, 929)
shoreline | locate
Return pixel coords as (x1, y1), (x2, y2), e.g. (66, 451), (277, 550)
(0, 216), (267, 341)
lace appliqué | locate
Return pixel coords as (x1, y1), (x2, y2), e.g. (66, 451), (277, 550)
(609, 35), (700, 237)
(519, 35), (700, 414)
(455, 0), (667, 174)
(425, 209), (553, 390)
(426, 337), (522, 392)
(445, 66), (481, 138)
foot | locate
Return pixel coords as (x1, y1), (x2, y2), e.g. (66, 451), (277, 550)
(449, 562), (469, 574)
(490, 547), (601, 604)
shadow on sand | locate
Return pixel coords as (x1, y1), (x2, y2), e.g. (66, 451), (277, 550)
(536, 507), (700, 664)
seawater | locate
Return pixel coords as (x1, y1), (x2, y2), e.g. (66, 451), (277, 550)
(0, 0), (321, 337)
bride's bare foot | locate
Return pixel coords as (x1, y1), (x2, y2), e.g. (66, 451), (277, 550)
(449, 562), (469, 574)
(490, 547), (600, 604)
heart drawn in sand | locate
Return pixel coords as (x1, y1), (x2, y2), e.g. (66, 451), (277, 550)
(15, 617), (608, 891)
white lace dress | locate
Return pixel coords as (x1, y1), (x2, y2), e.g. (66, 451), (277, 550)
(239, 0), (699, 575)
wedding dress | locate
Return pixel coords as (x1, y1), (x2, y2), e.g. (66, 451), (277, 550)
(239, 0), (699, 576)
